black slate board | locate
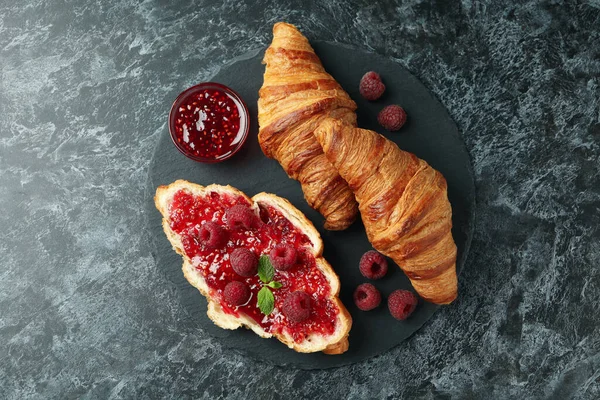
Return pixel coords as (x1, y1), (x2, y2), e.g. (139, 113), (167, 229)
(145, 42), (475, 369)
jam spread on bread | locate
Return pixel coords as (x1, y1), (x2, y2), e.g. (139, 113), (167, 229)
(169, 189), (338, 342)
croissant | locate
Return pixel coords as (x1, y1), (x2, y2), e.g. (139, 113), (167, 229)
(314, 118), (458, 304)
(258, 22), (359, 230)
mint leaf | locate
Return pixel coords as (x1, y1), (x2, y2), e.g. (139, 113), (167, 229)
(257, 286), (275, 315)
(267, 281), (282, 289)
(258, 255), (275, 283)
(257, 256), (279, 314)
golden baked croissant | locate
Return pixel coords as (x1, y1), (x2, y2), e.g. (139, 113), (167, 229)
(258, 22), (359, 230)
(314, 118), (458, 304)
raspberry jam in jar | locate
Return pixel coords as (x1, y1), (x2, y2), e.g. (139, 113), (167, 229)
(169, 82), (249, 163)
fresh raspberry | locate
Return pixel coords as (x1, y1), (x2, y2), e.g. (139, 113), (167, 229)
(269, 244), (297, 271)
(359, 250), (388, 280)
(198, 221), (228, 249)
(224, 281), (251, 306)
(225, 204), (258, 230)
(378, 104), (407, 131)
(283, 291), (312, 322)
(359, 71), (386, 101)
(388, 290), (418, 320)
(353, 283), (382, 311)
(229, 248), (258, 277)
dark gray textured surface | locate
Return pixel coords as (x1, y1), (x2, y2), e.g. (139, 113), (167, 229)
(146, 42), (474, 368)
(1, 0), (599, 398)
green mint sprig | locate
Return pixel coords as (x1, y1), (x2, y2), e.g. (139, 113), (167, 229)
(257, 255), (282, 315)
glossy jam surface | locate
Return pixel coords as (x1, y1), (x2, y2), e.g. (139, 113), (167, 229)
(171, 86), (246, 161)
(169, 190), (338, 342)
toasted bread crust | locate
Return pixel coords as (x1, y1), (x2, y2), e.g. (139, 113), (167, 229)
(154, 180), (352, 354)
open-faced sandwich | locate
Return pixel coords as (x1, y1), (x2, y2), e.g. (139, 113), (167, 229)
(155, 180), (352, 354)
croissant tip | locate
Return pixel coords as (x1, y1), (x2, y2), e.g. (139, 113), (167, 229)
(272, 21), (299, 34)
(421, 290), (457, 305)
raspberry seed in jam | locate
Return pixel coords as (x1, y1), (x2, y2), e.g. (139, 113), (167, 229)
(169, 82), (249, 163)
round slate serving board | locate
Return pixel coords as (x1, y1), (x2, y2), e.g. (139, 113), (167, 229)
(145, 41), (475, 369)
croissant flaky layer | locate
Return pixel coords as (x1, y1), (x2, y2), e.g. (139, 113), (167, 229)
(258, 22), (359, 230)
(314, 118), (458, 304)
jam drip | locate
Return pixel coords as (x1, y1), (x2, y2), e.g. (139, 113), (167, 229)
(169, 190), (339, 342)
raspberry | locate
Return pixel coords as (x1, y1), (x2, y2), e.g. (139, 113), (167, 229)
(229, 248), (258, 277)
(359, 71), (386, 101)
(224, 281), (251, 306)
(269, 244), (297, 271)
(388, 290), (418, 320)
(359, 250), (388, 280)
(225, 204), (258, 230)
(353, 283), (381, 311)
(378, 105), (407, 131)
(198, 221), (228, 249)
(283, 291), (312, 322)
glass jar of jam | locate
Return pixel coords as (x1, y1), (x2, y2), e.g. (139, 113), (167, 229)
(168, 82), (249, 163)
